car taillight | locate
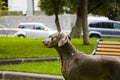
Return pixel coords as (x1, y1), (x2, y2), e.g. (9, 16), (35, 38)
(16, 29), (19, 32)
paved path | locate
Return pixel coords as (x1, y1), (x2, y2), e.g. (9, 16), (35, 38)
(0, 71), (64, 80)
(0, 57), (59, 65)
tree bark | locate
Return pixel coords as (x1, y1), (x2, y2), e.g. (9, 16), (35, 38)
(70, 6), (82, 38)
(51, 0), (61, 31)
(81, 0), (89, 45)
(55, 13), (61, 31)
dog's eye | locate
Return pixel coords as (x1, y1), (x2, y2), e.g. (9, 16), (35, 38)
(49, 36), (51, 38)
(51, 37), (54, 40)
(51, 37), (57, 41)
(53, 37), (57, 41)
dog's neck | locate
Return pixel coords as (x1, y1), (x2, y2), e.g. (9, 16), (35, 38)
(55, 41), (77, 62)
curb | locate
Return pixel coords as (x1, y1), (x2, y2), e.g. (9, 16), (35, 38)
(0, 57), (60, 65)
(0, 71), (64, 80)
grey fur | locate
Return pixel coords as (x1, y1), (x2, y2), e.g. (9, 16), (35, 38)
(42, 32), (120, 80)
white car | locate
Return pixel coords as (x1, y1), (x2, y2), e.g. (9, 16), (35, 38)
(14, 23), (57, 38)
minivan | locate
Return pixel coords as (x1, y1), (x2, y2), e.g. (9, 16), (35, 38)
(88, 20), (120, 38)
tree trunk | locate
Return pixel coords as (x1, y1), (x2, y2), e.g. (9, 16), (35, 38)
(81, 0), (90, 45)
(51, 0), (61, 32)
(55, 13), (61, 31)
(70, 7), (82, 38)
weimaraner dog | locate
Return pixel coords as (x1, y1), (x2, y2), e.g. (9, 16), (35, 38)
(42, 32), (120, 80)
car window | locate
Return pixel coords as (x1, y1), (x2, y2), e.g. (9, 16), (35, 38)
(101, 22), (114, 29)
(89, 22), (114, 29)
(89, 22), (99, 28)
(19, 25), (34, 29)
(35, 25), (45, 30)
(114, 23), (120, 29)
(89, 22), (103, 28)
(18, 25), (25, 28)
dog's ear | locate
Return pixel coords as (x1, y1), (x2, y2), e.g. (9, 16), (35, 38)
(58, 32), (69, 47)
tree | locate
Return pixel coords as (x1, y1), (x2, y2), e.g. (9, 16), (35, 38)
(81, 0), (89, 45)
(88, 0), (117, 20)
(66, 0), (89, 44)
(66, 0), (83, 38)
(67, 0), (117, 44)
(0, 0), (8, 16)
(38, 0), (65, 31)
(39, 0), (117, 45)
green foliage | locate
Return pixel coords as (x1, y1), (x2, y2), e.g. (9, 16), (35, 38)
(88, 0), (116, 15)
(0, 0), (8, 16)
(38, 0), (65, 15)
(0, 0), (7, 10)
(65, 0), (117, 17)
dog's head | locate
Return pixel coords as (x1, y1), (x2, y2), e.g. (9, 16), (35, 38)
(42, 32), (71, 48)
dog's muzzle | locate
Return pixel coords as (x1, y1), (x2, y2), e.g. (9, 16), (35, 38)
(42, 40), (47, 46)
(42, 39), (52, 48)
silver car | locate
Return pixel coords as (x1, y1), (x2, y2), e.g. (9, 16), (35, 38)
(88, 20), (120, 38)
(14, 23), (56, 38)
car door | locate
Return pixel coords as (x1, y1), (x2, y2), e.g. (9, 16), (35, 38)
(112, 22), (120, 38)
(99, 22), (115, 38)
(99, 22), (120, 38)
(24, 25), (37, 38)
(33, 25), (50, 38)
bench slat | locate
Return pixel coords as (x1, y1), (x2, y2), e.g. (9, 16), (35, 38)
(95, 54), (120, 58)
(97, 48), (120, 53)
(99, 41), (120, 45)
(96, 52), (120, 56)
(98, 45), (120, 49)
(92, 39), (120, 58)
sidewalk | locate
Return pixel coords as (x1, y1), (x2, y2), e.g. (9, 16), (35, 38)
(0, 57), (64, 80)
(0, 71), (64, 80)
(0, 57), (59, 65)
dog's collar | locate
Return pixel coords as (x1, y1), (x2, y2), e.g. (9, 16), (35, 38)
(61, 52), (76, 62)
(71, 53), (74, 55)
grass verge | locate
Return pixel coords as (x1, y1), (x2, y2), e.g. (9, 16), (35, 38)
(0, 37), (98, 59)
(0, 61), (61, 75)
(0, 37), (57, 59)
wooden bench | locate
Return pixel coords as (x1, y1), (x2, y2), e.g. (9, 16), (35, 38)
(92, 39), (120, 58)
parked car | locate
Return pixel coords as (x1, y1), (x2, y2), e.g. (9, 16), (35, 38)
(14, 23), (56, 38)
(0, 24), (17, 36)
(0, 24), (8, 28)
(88, 20), (120, 38)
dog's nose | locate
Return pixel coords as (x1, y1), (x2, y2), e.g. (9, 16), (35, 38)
(42, 40), (45, 43)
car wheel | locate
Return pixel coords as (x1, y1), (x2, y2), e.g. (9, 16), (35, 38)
(90, 34), (101, 38)
(17, 34), (25, 38)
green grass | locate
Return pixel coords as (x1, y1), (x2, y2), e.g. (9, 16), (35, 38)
(0, 37), (97, 59)
(0, 61), (61, 75)
(0, 37), (120, 59)
(0, 37), (58, 59)
(0, 37), (120, 75)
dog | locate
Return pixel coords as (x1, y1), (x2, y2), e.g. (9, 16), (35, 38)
(42, 32), (120, 80)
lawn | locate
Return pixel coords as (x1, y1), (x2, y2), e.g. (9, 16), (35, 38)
(0, 37), (98, 59)
(0, 61), (61, 75)
(0, 37), (120, 75)
(0, 37), (57, 59)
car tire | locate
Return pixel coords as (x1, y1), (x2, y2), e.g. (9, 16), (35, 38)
(90, 34), (101, 38)
(17, 34), (26, 38)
